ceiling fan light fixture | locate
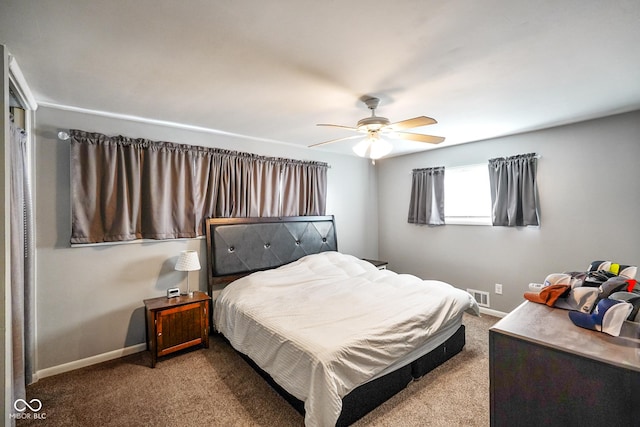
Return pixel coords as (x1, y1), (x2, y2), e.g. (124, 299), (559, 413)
(312, 96), (443, 153)
(353, 134), (393, 159)
(356, 116), (390, 132)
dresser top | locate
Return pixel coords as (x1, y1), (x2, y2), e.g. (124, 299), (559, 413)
(144, 291), (211, 311)
(490, 301), (640, 372)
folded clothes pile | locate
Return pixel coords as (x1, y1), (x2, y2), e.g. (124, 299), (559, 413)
(523, 260), (639, 336)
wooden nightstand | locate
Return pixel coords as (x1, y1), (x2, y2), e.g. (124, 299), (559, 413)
(144, 291), (211, 367)
(362, 258), (388, 270)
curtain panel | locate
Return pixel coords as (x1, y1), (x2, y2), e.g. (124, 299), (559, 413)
(281, 161), (327, 216)
(10, 120), (31, 403)
(407, 166), (445, 225)
(70, 130), (329, 244)
(488, 153), (539, 226)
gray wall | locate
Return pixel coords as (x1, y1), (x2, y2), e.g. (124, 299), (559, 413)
(32, 105), (640, 371)
(34, 106), (379, 371)
(377, 110), (640, 314)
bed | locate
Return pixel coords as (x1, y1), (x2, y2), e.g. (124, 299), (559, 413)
(206, 216), (479, 426)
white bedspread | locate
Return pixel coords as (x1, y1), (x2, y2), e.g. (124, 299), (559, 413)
(214, 251), (479, 427)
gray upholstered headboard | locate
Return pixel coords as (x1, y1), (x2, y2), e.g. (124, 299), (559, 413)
(205, 216), (337, 291)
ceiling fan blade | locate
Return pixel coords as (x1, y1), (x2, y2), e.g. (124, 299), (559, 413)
(390, 116), (437, 130)
(309, 134), (363, 147)
(316, 123), (359, 131)
(395, 131), (445, 144)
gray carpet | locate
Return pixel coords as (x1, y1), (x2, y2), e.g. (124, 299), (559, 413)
(19, 312), (498, 426)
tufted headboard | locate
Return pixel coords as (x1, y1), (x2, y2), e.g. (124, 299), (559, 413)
(205, 216), (337, 292)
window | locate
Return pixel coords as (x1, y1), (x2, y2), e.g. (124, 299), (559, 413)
(444, 164), (492, 225)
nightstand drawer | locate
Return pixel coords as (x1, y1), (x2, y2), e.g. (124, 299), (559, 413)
(156, 302), (206, 356)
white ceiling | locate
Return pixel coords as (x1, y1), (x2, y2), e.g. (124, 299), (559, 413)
(2, 0), (639, 158)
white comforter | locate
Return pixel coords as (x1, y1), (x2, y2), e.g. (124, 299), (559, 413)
(214, 251), (479, 427)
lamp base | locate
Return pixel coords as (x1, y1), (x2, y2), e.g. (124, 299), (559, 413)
(181, 275), (194, 297)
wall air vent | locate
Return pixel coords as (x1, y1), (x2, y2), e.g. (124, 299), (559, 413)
(467, 289), (490, 308)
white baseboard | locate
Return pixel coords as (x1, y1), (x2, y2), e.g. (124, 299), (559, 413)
(479, 306), (508, 318)
(35, 343), (147, 380)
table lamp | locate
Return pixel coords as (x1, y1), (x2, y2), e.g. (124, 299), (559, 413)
(175, 250), (201, 297)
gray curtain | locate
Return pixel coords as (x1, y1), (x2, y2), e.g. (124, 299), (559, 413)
(488, 153), (539, 226)
(70, 130), (329, 244)
(281, 161), (327, 216)
(408, 166), (445, 225)
(10, 118), (35, 405)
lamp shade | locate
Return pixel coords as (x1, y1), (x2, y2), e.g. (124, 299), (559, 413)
(175, 250), (201, 272)
(352, 134), (393, 159)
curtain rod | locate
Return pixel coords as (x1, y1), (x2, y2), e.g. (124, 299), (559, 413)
(56, 129), (331, 167)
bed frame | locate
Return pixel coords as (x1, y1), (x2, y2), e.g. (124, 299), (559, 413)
(205, 216), (466, 426)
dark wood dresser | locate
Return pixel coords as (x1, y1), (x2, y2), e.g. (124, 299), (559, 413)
(144, 291), (211, 367)
(490, 301), (640, 426)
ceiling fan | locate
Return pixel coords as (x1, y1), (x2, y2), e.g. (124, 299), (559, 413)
(310, 96), (445, 159)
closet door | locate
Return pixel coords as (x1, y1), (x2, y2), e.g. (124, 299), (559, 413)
(2, 43), (38, 417)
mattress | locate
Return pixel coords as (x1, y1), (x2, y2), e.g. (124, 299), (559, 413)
(214, 251), (479, 427)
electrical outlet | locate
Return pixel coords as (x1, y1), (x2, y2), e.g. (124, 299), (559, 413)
(495, 283), (503, 295)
